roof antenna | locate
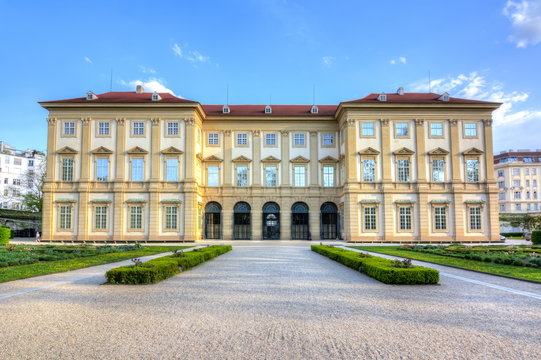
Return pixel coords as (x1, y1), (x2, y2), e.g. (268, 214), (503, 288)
(109, 68), (113, 92)
(428, 70), (431, 93)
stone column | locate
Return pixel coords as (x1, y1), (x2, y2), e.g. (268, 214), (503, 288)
(453, 193), (465, 241)
(281, 208), (291, 240)
(251, 197), (263, 240)
(223, 130), (232, 186)
(222, 197), (234, 240)
(309, 198), (321, 240)
(345, 119), (357, 183)
(483, 119), (499, 241)
(252, 130), (261, 186)
(380, 119), (392, 183)
(382, 192), (394, 241)
(310, 131), (318, 186)
(42, 117), (58, 241)
(113, 118), (126, 241)
(281, 130), (290, 186)
(183, 118), (198, 240)
(77, 117), (91, 241)
(415, 119), (427, 183)
(450, 119), (461, 182)
(148, 118), (161, 241)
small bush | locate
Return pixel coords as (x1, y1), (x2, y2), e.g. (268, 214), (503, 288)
(0, 226), (10, 244)
(500, 232), (525, 237)
(532, 231), (541, 245)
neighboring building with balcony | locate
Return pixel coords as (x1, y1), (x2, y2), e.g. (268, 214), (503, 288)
(39, 87), (501, 242)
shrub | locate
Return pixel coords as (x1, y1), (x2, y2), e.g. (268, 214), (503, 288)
(0, 226), (10, 244)
(311, 245), (439, 285)
(500, 232), (525, 237)
(532, 231), (541, 245)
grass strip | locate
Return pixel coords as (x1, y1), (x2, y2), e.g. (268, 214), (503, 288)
(0, 246), (191, 283)
(350, 246), (541, 283)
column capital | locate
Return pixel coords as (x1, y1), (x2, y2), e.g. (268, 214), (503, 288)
(46, 117), (57, 125)
(81, 117), (91, 125)
(415, 118), (425, 126)
(253, 130), (261, 137)
(184, 118), (196, 126)
(482, 119), (493, 127)
(380, 118), (390, 127)
(347, 119), (356, 127)
(116, 117), (126, 126)
(310, 131), (317, 137)
(280, 130), (289, 137)
(450, 118), (459, 126)
(151, 117), (161, 126)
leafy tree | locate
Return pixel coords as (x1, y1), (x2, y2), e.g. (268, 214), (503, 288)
(21, 160), (46, 212)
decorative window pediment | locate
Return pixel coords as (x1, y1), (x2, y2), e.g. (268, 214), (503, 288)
(57, 146), (78, 155)
(91, 146), (113, 154)
(127, 146), (149, 155)
(290, 155), (310, 164)
(393, 147), (415, 156)
(232, 155), (252, 163)
(428, 147), (449, 155)
(359, 147), (380, 156)
(203, 155), (223, 162)
(463, 147), (484, 156)
(319, 156), (339, 163)
(261, 155), (281, 163)
(161, 146), (183, 155)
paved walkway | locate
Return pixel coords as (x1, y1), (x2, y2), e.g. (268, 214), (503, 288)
(0, 243), (540, 359)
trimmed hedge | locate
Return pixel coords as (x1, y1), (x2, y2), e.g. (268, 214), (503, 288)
(500, 232), (524, 237)
(311, 245), (439, 285)
(106, 245), (232, 285)
(0, 226), (10, 244)
(532, 231), (541, 245)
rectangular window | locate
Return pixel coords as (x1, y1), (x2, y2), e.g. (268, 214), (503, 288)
(14, 158), (22, 166)
(535, 204), (539, 211)
(526, 180), (530, 187)
(96, 158), (109, 182)
(3, 178), (7, 184)
(13, 179), (21, 185)
(167, 122), (179, 136)
(430, 123), (443, 137)
(364, 207), (377, 231)
(534, 180), (538, 187)
(464, 123), (477, 137)
(4, 156), (9, 164)
(323, 166), (334, 187)
(265, 133), (276, 146)
(527, 191), (531, 199)
(515, 204), (522, 211)
(399, 207), (412, 231)
(133, 122), (144, 136)
(395, 122), (409, 137)
(514, 191), (521, 199)
(294, 166), (306, 187)
(131, 158), (144, 181)
(95, 206), (107, 230)
(363, 159), (376, 182)
(322, 134), (334, 146)
(98, 122), (110, 136)
(208, 133), (219, 145)
(432, 159), (445, 182)
(165, 158), (178, 181)
(434, 207), (447, 231)
(236, 166), (248, 186)
(533, 168), (537, 175)
(129, 206), (143, 230)
(207, 166), (219, 186)
(527, 203), (532, 211)
(361, 122), (375, 137)
(525, 168), (530, 175)
(237, 133), (248, 146)
(499, 192), (505, 200)
(498, 181), (505, 189)
(469, 207), (482, 230)
(294, 133), (305, 146)
(534, 191), (538, 199)
(513, 180), (521, 187)
(165, 206), (178, 230)
(497, 170), (504, 177)
(500, 204), (506, 212)
(398, 159), (410, 182)
(59, 205), (72, 230)
(28, 160), (34, 167)
(64, 122), (75, 135)
(512, 168), (520, 176)
(265, 166), (277, 187)
(466, 159), (479, 182)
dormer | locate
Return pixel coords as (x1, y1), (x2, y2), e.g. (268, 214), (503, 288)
(265, 105), (272, 114)
(377, 92), (387, 102)
(222, 105), (230, 114)
(86, 91), (98, 101)
(397, 87), (404, 95)
(439, 92), (450, 102)
(151, 92), (161, 101)
(310, 105), (318, 114)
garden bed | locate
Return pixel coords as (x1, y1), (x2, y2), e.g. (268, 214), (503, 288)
(311, 245), (439, 285)
(106, 245), (232, 285)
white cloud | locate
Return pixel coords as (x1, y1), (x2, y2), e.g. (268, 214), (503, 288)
(171, 43), (210, 64)
(119, 78), (178, 96)
(503, 0), (541, 47)
(390, 56), (407, 65)
(138, 65), (156, 74)
(84, 56), (93, 64)
(172, 43), (182, 57)
(322, 56), (335, 68)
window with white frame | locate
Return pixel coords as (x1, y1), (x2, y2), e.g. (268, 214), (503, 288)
(236, 166), (248, 186)
(397, 159), (410, 182)
(464, 123), (477, 137)
(434, 207), (447, 231)
(294, 133), (305, 146)
(499, 192), (505, 200)
(208, 133), (219, 145)
(64, 122), (75, 136)
(98, 122), (110, 136)
(133, 122), (144, 136)
(167, 122), (179, 136)
(527, 203), (532, 211)
(322, 134), (334, 146)
(514, 191), (521, 199)
(514, 180), (521, 187)
(535, 204), (539, 211)
(515, 204), (522, 211)
(527, 191), (531, 199)
(466, 159), (479, 182)
(534, 180), (538, 187)
(13, 158), (22, 166)
(207, 166), (219, 186)
(525, 168), (530, 175)
(265, 133), (276, 146)
(432, 159), (445, 182)
(364, 207), (377, 231)
(469, 207), (482, 230)
(498, 181), (505, 188)
(534, 191), (538, 199)
(497, 170), (504, 177)
(59, 205), (72, 230)
(265, 166), (277, 187)
(4, 156), (9, 164)
(512, 168), (520, 176)
(94, 206), (107, 230)
(395, 122), (409, 137)
(399, 206), (412, 231)
(96, 158), (109, 181)
(361, 122), (375, 136)
(500, 204), (506, 211)
(237, 133), (248, 146)
(165, 206), (178, 230)
(526, 180), (530, 187)
(363, 159), (376, 182)
(165, 158), (178, 181)
(294, 166), (306, 187)
(533, 168), (537, 175)
(129, 205), (143, 230)
(131, 158), (144, 181)
(323, 166), (334, 187)
(430, 123), (443, 137)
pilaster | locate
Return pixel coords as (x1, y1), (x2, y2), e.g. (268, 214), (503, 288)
(450, 119), (461, 182)
(281, 208), (291, 240)
(148, 118), (161, 240)
(77, 192), (89, 242)
(418, 193), (429, 240)
(415, 119), (427, 183)
(114, 118), (126, 181)
(224, 130), (232, 185)
(345, 119), (357, 183)
(43, 117), (57, 241)
(251, 196), (263, 240)
(252, 130), (261, 185)
(383, 192), (394, 241)
(222, 197), (234, 240)
(79, 117), (91, 182)
(310, 131), (318, 186)
(281, 130), (290, 185)
(380, 119), (392, 183)
(113, 188), (124, 241)
(453, 193), (465, 241)
(309, 197), (320, 240)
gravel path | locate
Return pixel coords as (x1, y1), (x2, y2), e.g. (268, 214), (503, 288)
(1, 243), (540, 360)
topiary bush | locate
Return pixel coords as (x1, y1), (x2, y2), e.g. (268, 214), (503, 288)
(532, 231), (541, 245)
(311, 245), (439, 285)
(0, 226), (10, 244)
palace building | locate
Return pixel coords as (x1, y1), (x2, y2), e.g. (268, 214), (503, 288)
(39, 86), (501, 242)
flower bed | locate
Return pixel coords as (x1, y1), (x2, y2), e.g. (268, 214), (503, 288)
(311, 245), (439, 285)
(105, 245), (232, 285)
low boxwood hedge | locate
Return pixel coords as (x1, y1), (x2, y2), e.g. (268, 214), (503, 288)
(106, 245), (232, 285)
(311, 245), (439, 285)
(0, 226), (10, 244)
(532, 231), (541, 245)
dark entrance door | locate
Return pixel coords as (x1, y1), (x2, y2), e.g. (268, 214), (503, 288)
(204, 202), (221, 239)
(291, 202), (309, 240)
(262, 202), (280, 240)
(321, 202), (338, 239)
(233, 202), (251, 240)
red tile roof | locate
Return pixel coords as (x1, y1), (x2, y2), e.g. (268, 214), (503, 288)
(342, 92), (500, 105)
(40, 91), (198, 104)
(202, 104), (337, 117)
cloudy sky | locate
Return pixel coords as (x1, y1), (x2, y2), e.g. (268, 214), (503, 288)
(0, 0), (540, 153)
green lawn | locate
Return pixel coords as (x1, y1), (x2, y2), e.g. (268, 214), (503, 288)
(0, 246), (191, 283)
(350, 246), (541, 283)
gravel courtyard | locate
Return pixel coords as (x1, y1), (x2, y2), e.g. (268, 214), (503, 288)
(1, 243), (540, 360)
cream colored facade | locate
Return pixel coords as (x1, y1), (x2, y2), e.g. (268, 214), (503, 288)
(40, 89), (501, 242)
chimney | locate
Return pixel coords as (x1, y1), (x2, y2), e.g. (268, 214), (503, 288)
(397, 87), (404, 95)
(136, 84), (144, 94)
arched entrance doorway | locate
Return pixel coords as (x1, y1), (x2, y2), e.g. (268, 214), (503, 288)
(291, 202), (309, 240)
(321, 202), (339, 239)
(262, 202), (280, 240)
(233, 202), (251, 240)
(204, 202), (222, 239)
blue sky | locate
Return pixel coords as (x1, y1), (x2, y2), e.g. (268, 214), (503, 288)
(1, 0), (540, 153)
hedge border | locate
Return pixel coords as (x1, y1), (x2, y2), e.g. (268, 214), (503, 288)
(311, 245), (439, 285)
(105, 245), (232, 285)
(0, 226), (10, 244)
